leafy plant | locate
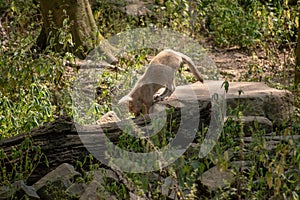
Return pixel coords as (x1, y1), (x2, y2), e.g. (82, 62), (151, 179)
(0, 137), (47, 186)
(0, 0), (299, 199)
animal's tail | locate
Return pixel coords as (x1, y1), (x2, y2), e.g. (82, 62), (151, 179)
(163, 49), (204, 83)
(182, 56), (203, 83)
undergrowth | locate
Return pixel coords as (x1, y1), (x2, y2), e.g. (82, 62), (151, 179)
(0, 0), (299, 199)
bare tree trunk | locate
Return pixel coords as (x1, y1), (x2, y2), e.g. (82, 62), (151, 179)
(295, 19), (300, 86)
(37, 0), (117, 63)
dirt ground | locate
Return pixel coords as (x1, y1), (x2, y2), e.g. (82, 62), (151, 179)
(115, 0), (296, 86)
(202, 38), (296, 86)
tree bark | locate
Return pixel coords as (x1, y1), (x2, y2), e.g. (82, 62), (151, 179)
(0, 115), (126, 185)
(0, 105), (210, 185)
(37, 0), (117, 63)
(295, 18), (300, 86)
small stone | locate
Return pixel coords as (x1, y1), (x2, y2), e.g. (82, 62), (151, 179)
(161, 176), (173, 196)
(96, 111), (121, 124)
(33, 163), (80, 191)
(0, 180), (40, 200)
(226, 116), (273, 136)
(80, 169), (118, 200)
(66, 182), (86, 197)
(200, 165), (234, 191)
(33, 163), (80, 200)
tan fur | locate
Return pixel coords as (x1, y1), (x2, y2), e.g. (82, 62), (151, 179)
(119, 49), (203, 117)
(150, 49), (203, 83)
(149, 49), (203, 100)
(119, 63), (175, 116)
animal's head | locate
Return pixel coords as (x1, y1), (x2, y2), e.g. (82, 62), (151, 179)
(118, 95), (142, 117)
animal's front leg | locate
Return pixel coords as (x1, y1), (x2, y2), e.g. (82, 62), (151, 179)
(142, 101), (151, 115)
(154, 83), (175, 102)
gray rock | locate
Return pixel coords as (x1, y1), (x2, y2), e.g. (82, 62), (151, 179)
(80, 169), (118, 200)
(200, 161), (252, 191)
(160, 176), (181, 199)
(0, 180), (40, 200)
(66, 182), (86, 197)
(129, 192), (143, 200)
(33, 163), (80, 191)
(129, 191), (152, 200)
(96, 111), (121, 125)
(124, 3), (151, 16)
(225, 82), (294, 124)
(110, 0), (152, 16)
(244, 135), (300, 151)
(161, 176), (173, 196)
(164, 81), (294, 125)
(200, 165), (235, 191)
(32, 163), (80, 200)
(226, 116), (273, 136)
(79, 179), (101, 200)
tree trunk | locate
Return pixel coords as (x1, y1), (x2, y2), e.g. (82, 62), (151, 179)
(37, 0), (117, 63)
(295, 18), (300, 86)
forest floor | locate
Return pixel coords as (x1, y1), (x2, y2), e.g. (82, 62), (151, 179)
(200, 38), (295, 86)
(118, 0), (296, 86)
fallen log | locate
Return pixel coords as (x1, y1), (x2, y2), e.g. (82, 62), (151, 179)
(0, 81), (293, 185)
(0, 102), (211, 185)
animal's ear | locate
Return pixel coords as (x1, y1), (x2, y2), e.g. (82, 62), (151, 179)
(118, 95), (133, 104)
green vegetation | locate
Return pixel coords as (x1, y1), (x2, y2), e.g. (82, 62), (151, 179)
(0, 0), (299, 199)
(0, 137), (47, 185)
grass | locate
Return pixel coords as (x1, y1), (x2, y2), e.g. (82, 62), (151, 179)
(0, 0), (299, 199)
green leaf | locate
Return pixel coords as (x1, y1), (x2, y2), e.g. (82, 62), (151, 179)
(266, 171), (273, 189)
(221, 80), (229, 93)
